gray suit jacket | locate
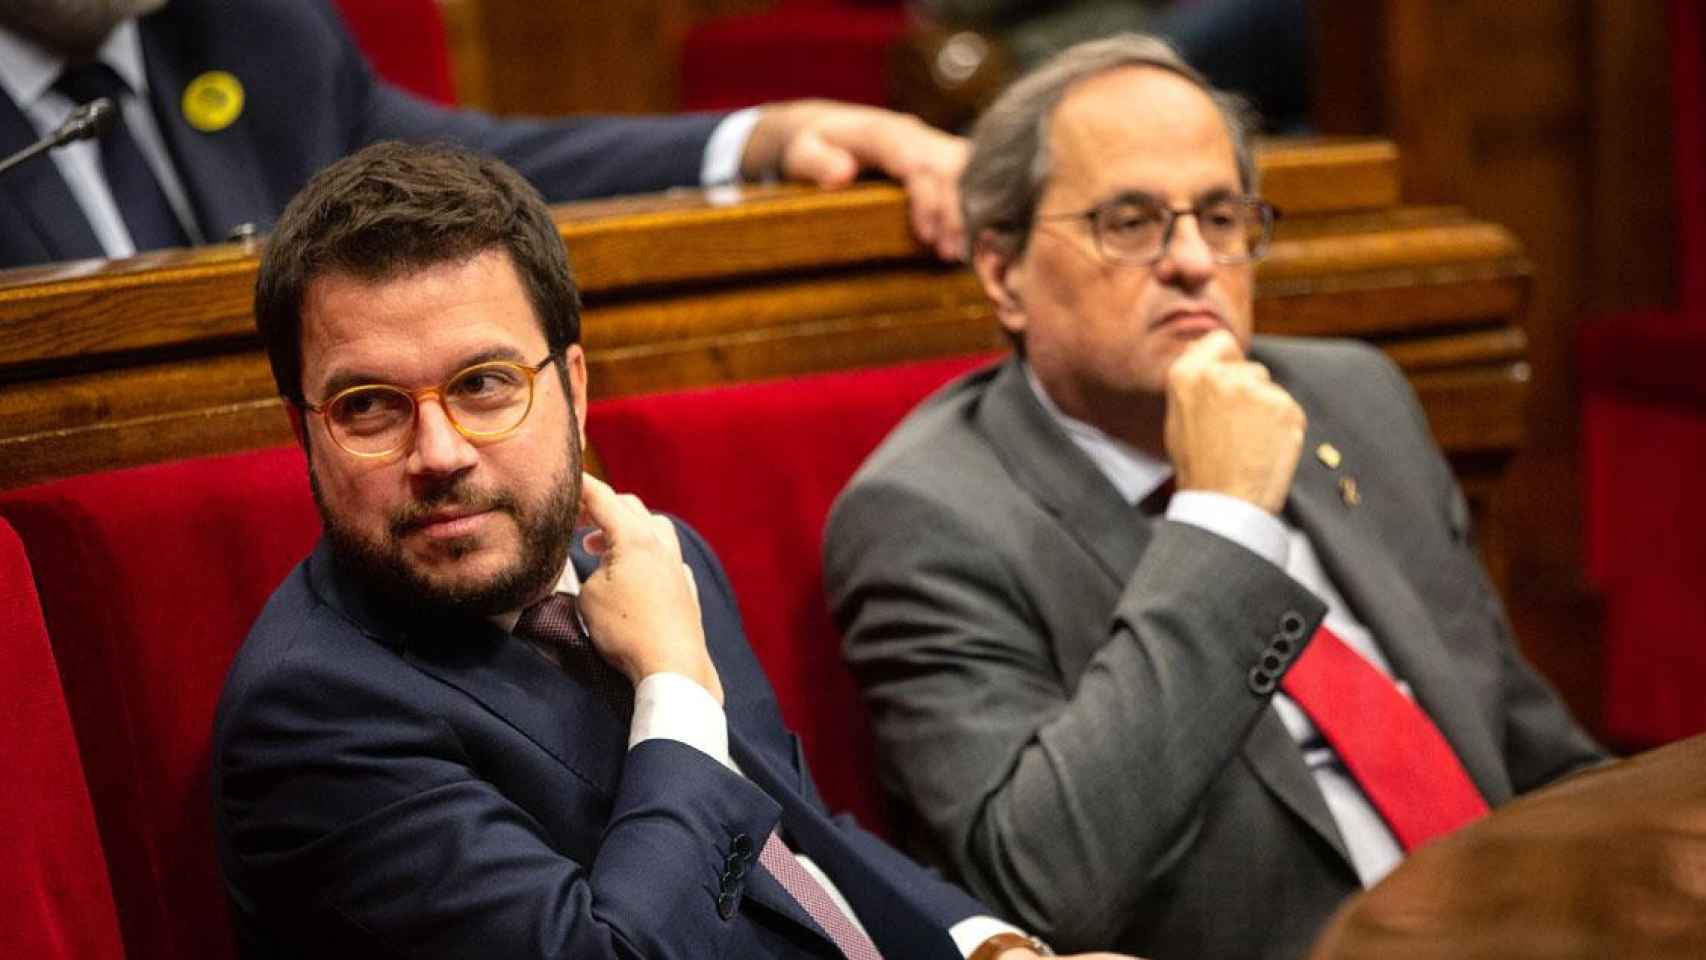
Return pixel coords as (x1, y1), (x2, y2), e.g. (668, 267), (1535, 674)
(823, 336), (1604, 960)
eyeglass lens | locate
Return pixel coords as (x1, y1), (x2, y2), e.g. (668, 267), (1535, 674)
(1093, 198), (1268, 263)
(324, 361), (536, 455)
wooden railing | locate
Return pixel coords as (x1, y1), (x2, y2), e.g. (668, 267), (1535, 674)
(0, 138), (1528, 508)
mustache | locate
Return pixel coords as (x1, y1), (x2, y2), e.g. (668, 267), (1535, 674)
(388, 483), (519, 537)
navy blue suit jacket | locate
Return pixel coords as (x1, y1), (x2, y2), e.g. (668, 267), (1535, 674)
(212, 521), (981, 958)
(0, 0), (723, 269)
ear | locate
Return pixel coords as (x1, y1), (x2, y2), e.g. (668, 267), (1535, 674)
(562, 343), (589, 451)
(971, 229), (1028, 339)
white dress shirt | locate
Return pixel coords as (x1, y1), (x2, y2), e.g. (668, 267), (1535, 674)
(1026, 364), (1406, 887)
(0, 20), (204, 256)
(498, 560), (1029, 956)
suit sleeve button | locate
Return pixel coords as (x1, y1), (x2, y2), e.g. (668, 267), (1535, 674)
(717, 890), (740, 919)
(1270, 634), (1294, 657)
(1279, 611), (1308, 641)
(1248, 665), (1278, 696)
(730, 833), (753, 858)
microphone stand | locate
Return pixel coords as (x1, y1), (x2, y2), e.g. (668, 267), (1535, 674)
(0, 97), (116, 178)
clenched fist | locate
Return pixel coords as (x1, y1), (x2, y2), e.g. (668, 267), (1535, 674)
(1163, 330), (1306, 515)
(575, 474), (724, 704)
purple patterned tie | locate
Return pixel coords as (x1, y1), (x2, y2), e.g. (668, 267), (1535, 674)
(759, 830), (884, 959)
(513, 592), (633, 716)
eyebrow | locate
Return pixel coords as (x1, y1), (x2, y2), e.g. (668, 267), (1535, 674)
(1100, 185), (1243, 209)
(313, 345), (534, 400)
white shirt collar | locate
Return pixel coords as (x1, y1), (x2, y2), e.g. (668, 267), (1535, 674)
(0, 19), (149, 112)
(1022, 361), (1172, 507)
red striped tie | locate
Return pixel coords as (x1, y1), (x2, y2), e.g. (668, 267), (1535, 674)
(1281, 625), (1489, 850)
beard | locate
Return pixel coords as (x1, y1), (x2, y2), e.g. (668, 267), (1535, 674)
(313, 430), (583, 622)
(0, 0), (168, 57)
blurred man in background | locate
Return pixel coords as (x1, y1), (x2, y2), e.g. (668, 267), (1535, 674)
(0, 0), (967, 269)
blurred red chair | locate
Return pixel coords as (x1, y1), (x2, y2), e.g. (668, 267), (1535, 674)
(0, 517), (126, 960)
(0, 446), (321, 960)
(1580, 0), (1706, 748)
(587, 353), (995, 832)
(681, 1), (908, 109)
(331, 0), (458, 104)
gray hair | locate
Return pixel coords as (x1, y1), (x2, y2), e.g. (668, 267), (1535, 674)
(962, 33), (1260, 259)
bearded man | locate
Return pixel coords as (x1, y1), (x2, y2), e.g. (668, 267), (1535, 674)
(209, 140), (1140, 960)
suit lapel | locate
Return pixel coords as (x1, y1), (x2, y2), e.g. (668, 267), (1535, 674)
(1240, 707), (1354, 865)
(1282, 400), (1513, 807)
(975, 358), (1152, 585)
(307, 542), (629, 795)
(404, 627), (631, 795)
(0, 95), (104, 263)
(138, 10), (269, 243)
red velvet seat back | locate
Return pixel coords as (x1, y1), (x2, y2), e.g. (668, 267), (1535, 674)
(0, 446), (321, 960)
(1581, 0), (1706, 747)
(587, 354), (993, 831)
(0, 518), (126, 960)
(331, 0), (458, 104)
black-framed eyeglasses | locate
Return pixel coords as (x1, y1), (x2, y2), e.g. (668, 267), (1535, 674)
(1035, 194), (1280, 265)
(298, 353), (558, 458)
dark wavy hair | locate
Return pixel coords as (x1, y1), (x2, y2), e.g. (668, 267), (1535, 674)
(253, 141), (580, 404)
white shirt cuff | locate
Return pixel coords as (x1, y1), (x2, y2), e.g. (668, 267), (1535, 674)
(951, 916), (1041, 957)
(628, 671), (734, 772)
(701, 107), (763, 186)
(1166, 489), (1291, 570)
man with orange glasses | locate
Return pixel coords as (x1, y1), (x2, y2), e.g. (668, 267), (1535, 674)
(211, 140), (1137, 960)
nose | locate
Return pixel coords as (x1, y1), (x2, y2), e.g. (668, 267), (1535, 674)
(406, 395), (478, 478)
(1155, 212), (1217, 288)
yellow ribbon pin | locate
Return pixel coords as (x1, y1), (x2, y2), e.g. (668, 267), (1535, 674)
(1316, 442), (1342, 470)
(182, 71), (244, 132)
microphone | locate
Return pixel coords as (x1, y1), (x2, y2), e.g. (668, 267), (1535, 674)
(0, 97), (116, 178)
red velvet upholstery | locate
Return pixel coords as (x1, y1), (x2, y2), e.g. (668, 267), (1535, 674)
(586, 353), (995, 831)
(0, 446), (321, 960)
(681, 2), (907, 109)
(331, 0), (458, 105)
(1580, 0), (1706, 747)
(0, 518), (126, 960)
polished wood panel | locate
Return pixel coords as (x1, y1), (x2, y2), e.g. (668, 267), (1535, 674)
(1310, 734), (1706, 959)
(1310, 0), (1682, 730)
(472, 0), (773, 117)
(0, 138), (1523, 512)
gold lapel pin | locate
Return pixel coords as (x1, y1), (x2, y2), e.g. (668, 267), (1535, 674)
(1316, 442), (1342, 470)
(1339, 476), (1361, 507)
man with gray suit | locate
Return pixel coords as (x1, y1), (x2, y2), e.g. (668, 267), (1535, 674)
(823, 34), (1605, 960)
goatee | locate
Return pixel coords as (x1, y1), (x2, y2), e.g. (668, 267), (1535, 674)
(313, 466), (580, 621)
